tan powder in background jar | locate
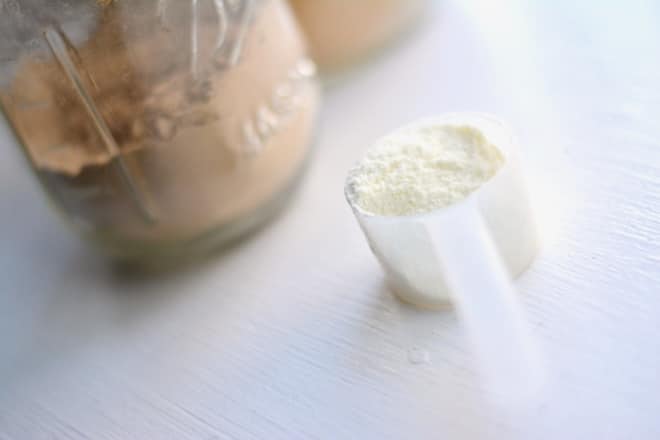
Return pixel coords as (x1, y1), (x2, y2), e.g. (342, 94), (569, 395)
(289, 0), (427, 71)
(1, 0), (320, 260)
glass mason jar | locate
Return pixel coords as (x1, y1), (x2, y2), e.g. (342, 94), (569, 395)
(0, 0), (320, 261)
(289, 0), (427, 72)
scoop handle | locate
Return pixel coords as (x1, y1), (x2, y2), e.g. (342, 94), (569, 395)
(427, 199), (544, 405)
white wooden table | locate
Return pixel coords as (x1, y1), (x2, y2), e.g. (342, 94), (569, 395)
(2, 1), (659, 438)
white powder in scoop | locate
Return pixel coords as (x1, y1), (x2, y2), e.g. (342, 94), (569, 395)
(346, 124), (505, 216)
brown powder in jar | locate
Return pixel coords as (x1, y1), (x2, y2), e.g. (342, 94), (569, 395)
(289, 0), (426, 70)
(2, 0), (320, 247)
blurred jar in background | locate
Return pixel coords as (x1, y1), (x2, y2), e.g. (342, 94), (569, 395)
(289, 0), (427, 71)
(0, 0), (320, 262)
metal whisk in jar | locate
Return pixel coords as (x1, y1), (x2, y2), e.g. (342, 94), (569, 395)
(0, 0), (320, 261)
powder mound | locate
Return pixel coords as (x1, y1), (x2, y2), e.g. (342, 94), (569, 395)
(347, 124), (505, 217)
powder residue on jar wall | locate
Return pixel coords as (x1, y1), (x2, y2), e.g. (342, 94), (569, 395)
(1, 0), (320, 252)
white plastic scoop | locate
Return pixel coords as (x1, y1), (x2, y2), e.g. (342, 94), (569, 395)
(345, 113), (543, 404)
